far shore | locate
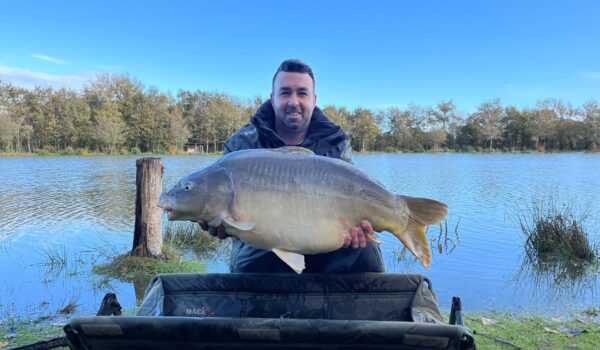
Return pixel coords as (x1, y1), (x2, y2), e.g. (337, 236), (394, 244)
(2, 149), (599, 157)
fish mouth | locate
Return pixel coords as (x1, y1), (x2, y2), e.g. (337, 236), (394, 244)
(157, 202), (175, 219)
(162, 207), (176, 221)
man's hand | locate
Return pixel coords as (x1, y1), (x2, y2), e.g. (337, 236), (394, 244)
(343, 220), (373, 249)
(197, 219), (237, 240)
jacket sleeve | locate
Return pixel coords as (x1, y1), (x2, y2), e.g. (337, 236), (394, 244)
(328, 139), (353, 164)
(223, 124), (260, 154)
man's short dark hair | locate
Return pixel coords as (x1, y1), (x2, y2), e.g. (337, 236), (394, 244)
(272, 59), (315, 90)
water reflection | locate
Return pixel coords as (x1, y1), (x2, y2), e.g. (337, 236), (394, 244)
(132, 275), (153, 302)
(515, 252), (599, 300)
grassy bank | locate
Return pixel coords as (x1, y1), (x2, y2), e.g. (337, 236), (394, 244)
(0, 316), (67, 349)
(463, 309), (600, 349)
(2, 309), (598, 349)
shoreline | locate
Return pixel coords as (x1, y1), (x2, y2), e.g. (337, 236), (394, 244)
(1, 149), (600, 157)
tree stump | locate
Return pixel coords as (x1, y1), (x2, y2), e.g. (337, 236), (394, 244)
(132, 157), (164, 258)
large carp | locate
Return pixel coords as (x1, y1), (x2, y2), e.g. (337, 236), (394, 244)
(158, 147), (447, 273)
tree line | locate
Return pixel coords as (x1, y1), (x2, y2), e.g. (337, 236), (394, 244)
(1, 74), (599, 154)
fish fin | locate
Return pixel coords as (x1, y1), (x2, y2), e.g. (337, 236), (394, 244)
(277, 146), (314, 154)
(366, 232), (384, 244)
(400, 196), (448, 225)
(222, 215), (256, 231)
(397, 219), (432, 268)
(272, 248), (305, 274)
(390, 196), (448, 269)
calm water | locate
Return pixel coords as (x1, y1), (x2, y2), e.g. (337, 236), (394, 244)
(0, 153), (598, 319)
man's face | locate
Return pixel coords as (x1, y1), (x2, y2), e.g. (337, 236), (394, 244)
(271, 71), (317, 135)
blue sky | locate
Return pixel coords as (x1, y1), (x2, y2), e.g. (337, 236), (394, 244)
(1, 0), (599, 113)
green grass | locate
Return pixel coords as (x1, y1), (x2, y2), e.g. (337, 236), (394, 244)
(0, 316), (68, 349)
(92, 241), (206, 281)
(165, 221), (226, 256)
(464, 310), (600, 349)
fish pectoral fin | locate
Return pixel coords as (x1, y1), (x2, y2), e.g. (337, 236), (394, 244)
(222, 216), (256, 231)
(366, 232), (384, 244)
(272, 249), (305, 274)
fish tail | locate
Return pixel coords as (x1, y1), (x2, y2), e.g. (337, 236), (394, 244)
(390, 195), (448, 268)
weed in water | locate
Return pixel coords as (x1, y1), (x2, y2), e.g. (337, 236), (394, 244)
(430, 217), (461, 255)
(37, 245), (88, 284)
(518, 196), (598, 263)
(515, 195), (599, 296)
(392, 217), (461, 270)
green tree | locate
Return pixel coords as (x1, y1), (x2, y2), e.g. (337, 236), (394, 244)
(531, 100), (559, 150)
(503, 106), (532, 150)
(166, 106), (191, 152)
(348, 108), (380, 152)
(322, 105), (351, 134)
(473, 99), (505, 151)
(583, 100), (600, 149)
(385, 106), (419, 150)
(95, 101), (125, 154)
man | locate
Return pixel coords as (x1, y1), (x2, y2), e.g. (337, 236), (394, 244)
(200, 59), (384, 273)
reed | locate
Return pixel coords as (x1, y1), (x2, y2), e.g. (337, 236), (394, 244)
(164, 221), (226, 256)
(518, 196), (597, 263)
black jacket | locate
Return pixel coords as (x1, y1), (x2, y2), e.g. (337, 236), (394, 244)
(224, 101), (353, 163)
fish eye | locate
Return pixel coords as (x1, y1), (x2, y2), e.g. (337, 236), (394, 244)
(184, 183), (193, 191)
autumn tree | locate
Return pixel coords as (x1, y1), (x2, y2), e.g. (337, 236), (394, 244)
(583, 100), (600, 150)
(473, 99), (505, 151)
(166, 106), (191, 152)
(348, 108), (381, 152)
(95, 101), (126, 154)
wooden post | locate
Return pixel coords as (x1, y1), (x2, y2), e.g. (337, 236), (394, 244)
(132, 157), (164, 258)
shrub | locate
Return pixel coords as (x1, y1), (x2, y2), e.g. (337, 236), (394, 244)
(36, 146), (55, 155)
(61, 146), (77, 155)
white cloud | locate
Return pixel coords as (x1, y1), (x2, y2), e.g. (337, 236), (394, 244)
(31, 54), (70, 65)
(0, 64), (97, 90)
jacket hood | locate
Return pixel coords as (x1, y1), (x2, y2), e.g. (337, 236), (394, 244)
(251, 100), (347, 155)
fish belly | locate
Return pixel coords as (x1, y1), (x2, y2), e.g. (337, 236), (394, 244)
(227, 189), (350, 253)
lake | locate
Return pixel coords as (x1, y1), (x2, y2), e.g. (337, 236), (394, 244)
(0, 153), (598, 319)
